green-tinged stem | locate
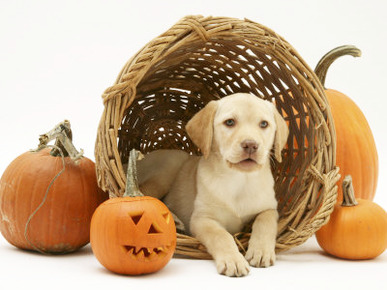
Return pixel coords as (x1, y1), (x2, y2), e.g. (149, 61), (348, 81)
(124, 149), (144, 197)
(314, 45), (361, 88)
(341, 175), (358, 207)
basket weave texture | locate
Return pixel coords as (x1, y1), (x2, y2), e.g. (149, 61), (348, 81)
(95, 15), (340, 258)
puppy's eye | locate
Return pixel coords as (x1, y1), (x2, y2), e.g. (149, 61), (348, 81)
(259, 120), (269, 128)
(224, 119), (235, 127)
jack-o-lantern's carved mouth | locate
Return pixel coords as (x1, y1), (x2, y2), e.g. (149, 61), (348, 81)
(122, 244), (173, 261)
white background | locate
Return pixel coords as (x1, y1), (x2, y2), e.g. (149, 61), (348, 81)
(1, 0), (386, 289)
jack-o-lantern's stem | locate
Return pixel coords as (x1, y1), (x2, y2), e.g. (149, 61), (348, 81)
(124, 149), (144, 197)
(342, 175), (358, 207)
(315, 45), (361, 88)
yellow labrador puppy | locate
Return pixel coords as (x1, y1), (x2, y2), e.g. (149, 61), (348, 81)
(137, 93), (289, 277)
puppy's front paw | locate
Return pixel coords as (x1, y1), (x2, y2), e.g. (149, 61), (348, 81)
(215, 252), (250, 277)
(245, 246), (275, 268)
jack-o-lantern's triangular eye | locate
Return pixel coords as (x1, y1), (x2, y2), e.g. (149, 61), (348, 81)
(162, 212), (170, 224)
(148, 222), (163, 234)
(129, 212), (144, 225)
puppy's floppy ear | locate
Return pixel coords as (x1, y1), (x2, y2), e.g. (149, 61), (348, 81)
(273, 106), (289, 163)
(186, 100), (218, 159)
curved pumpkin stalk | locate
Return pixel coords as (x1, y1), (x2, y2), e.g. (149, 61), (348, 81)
(315, 45), (361, 88)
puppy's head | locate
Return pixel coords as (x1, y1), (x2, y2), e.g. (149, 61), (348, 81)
(186, 93), (289, 172)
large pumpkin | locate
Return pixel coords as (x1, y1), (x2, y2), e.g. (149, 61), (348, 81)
(315, 45), (379, 202)
(90, 150), (176, 275)
(0, 121), (108, 253)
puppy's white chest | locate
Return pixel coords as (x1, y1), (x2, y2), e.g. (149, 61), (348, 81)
(198, 169), (277, 233)
(225, 176), (274, 215)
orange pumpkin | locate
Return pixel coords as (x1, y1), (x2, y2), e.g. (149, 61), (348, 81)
(0, 121), (108, 253)
(315, 45), (378, 202)
(90, 150), (176, 275)
(316, 175), (387, 260)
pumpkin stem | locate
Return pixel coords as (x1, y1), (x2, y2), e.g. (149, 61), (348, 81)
(314, 45), (362, 88)
(342, 175), (358, 207)
(34, 120), (84, 161)
(124, 149), (145, 197)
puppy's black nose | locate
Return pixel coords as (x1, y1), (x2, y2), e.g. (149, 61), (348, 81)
(241, 140), (258, 154)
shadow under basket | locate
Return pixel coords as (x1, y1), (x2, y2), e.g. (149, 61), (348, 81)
(95, 15), (340, 259)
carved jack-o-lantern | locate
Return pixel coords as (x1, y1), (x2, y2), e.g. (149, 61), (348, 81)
(90, 150), (176, 275)
(90, 196), (176, 275)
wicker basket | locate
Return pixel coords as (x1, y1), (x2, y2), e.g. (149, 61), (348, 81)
(95, 15), (340, 258)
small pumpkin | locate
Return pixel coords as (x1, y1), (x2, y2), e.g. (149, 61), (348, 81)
(90, 149), (176, 275)
(316, 175), (387, 260)
(0, 120), (108, 254)
(315, 45), (378, 202)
